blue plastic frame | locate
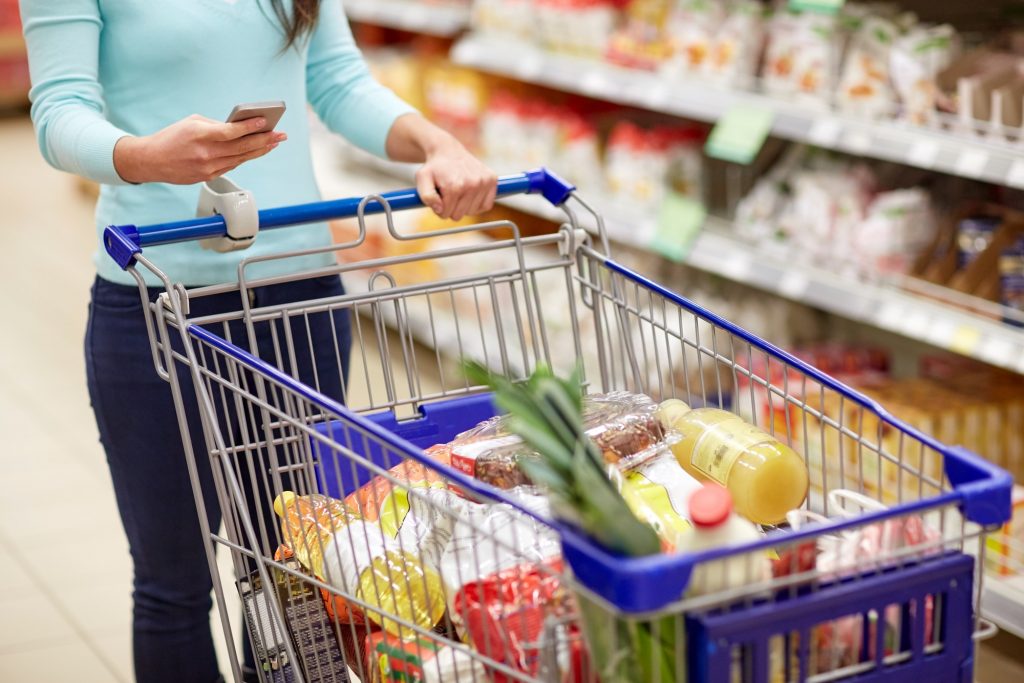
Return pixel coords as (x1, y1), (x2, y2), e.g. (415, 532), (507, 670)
(102, 168), (575, 270)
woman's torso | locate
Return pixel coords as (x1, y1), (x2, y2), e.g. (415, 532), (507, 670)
(94, 0), (333, 286)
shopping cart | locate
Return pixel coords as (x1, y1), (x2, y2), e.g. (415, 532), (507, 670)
(104, 168), (1012, 683)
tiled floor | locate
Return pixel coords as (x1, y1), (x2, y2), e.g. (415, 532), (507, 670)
(1, 114), (1023, 682)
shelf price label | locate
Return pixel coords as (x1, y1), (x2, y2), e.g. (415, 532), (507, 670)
(789, 0), (845, 13)
(651, 194), (707, 262)
(705, 105), (775, 165)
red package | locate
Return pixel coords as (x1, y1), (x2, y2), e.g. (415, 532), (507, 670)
(452, 558), (588, 683)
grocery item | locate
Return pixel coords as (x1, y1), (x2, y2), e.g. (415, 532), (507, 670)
(363, 630), (486, 683)
(606, 0), (674, 70)
(466, 363), (672, 683)
(891, 24), (959, 124)
(837, 15), (897, 118)
(239, 573), (298, 683)
(453, 557), (581, 683)
(1000, 235), (1024, 327)
(763, 9), (839, 102)
(437, 488), (561, 631)
(661, 0), (725, 79)
(618, 451), (703, 551)
(986, 484), (1024, 576)
(273, 491), (446, 636)
(657, 399), (810, 525)
(674, 484), (769, 595)
(705, 0), (765, 86)
(344, 444), (451, 522)
(450, 391), (674, 487)
(271, 559), (350, 683)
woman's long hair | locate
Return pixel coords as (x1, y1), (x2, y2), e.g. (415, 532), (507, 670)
(269, 0), (321, 49)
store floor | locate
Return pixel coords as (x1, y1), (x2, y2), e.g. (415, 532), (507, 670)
(1, 114), (1022, 682)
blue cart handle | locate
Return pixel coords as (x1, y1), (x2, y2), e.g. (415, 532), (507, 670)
(104, 168), (576, 270)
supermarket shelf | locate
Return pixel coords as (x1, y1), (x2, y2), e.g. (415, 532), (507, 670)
(0, 30), (24, 58)
(318, 139), (1024, 376)
(344, 0), (470, 37)
(451, 34), (1024, 190)
(984, 575), (1024, 640)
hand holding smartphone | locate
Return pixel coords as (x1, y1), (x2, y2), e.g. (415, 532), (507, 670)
(226, 101), (287, 133)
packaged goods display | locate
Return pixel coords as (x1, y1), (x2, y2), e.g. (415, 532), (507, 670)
(468, 0), (976, 129)
(735, 146), (939, 279)
(657, 398), (810, 525)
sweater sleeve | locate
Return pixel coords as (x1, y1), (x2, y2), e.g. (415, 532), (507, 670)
(20, 0), (131, 185)
(306, 0), (417, 159)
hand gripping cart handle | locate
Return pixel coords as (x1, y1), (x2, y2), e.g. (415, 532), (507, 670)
(104, 167), (1013, 683)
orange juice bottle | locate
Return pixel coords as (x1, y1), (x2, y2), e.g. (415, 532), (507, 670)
(656, 400), (809, 525)
(273, 491), (445, 635)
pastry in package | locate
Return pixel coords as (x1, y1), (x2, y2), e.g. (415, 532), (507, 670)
(450, 392), (676, 488)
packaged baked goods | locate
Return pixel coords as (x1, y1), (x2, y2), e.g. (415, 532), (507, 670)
(837, 15), (898, 119)
(450, 391), (674, 488)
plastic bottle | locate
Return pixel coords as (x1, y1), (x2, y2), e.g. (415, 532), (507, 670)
(656, 399), (809, 525)
(273, 491), (445, 636)
(675, 484), (769, 595)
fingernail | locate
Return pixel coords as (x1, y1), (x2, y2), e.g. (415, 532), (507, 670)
(276, 132), (288, 141)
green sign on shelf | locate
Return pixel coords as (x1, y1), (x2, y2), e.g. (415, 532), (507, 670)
(789, 0), (846, 13)
(651, 194), (706, 262)
(705, 105), (774, 165)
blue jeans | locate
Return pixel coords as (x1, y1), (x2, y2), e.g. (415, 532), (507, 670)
(85, 274), (351, 683)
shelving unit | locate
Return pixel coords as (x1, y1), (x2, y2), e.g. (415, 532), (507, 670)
(451, 34), (1024, 190)
(328, 142), (1024, 377)
(345, 0), (470, 37)
(330, 6), (1024, 639)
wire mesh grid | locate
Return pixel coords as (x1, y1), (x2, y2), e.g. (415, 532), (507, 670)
(138, 205), (997, 683)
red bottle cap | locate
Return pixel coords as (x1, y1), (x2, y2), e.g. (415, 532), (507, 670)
(690, 485), (733, 529)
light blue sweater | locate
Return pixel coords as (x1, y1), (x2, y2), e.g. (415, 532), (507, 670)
(21, 0), (415, 286)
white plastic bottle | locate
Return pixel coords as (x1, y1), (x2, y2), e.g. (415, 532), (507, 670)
(675, 484), (769, 596)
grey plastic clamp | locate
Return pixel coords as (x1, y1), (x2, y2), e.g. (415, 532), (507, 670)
(197, 176), (258, 253)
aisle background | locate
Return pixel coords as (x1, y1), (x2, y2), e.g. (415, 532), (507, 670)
(0, 111), (1022, 682)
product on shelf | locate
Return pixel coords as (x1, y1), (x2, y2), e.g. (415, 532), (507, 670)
(674, 484), (769, 594)
(604, 121), (705, 209)
(606, 0), (674, 70)
(763, 9), (839, 102)
(273, 491), (446, 635)
(536, 0), (617, 58)
(656, 398), (810, 525)
(891, 23), (959, 125)
(986, 484), (1024, 577)
(837, 15), (898, 119)
(1000, 235), (1024, 326)
(660, 0), (765, 87)
(736, 147), (939, 280)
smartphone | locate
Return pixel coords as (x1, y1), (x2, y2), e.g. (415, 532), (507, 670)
(226, 101), (286, 133)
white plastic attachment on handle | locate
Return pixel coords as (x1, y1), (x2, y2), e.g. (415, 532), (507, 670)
(197, 176), (258, 253)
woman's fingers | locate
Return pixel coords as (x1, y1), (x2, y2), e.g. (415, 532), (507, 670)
(415, 167), (444, 216)
(219, 130), (287, 156)
(208, 142), (280, 179)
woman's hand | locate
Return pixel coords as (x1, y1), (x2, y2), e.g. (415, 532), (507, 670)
(386, 114), (497, 221)
(113, 114), (287, 185)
